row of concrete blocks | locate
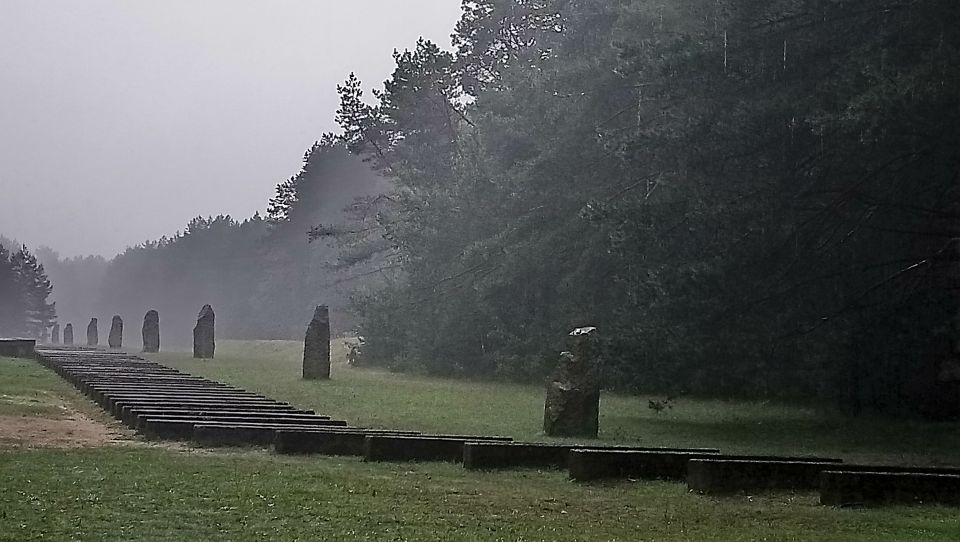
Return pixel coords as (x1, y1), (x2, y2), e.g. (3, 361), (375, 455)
(562, 449), (960, 506)
(34, 346), (354, 443)
(35, 346), (960, 507)
(273, 430), (960, 506)
(271, 432), (960, 507)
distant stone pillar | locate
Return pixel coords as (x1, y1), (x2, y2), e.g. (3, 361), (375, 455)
(108, 315), (123, 348)
(303, 305), (331, 379)
(63, 324), (74, 345)
(543, 327), (601, 438)
(193, 304), (215, 359)
(51, 324), (60, 344)
(142, 310), (160, 353)
(86, 318), (99, 347)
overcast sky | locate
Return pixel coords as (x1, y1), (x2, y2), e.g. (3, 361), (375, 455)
(0, 1), (462, 258)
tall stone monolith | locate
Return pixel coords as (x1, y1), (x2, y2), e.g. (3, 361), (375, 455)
(193, 304), (215, 359)
(51, 324), (60, 344)
(63, 323), (74, 345)
(302, 305), (331, 380)
(142, 310), (160, 353)
(543, 326), (601, 438)
(86, 318), (99, 347)
(108, 315), (123, 348)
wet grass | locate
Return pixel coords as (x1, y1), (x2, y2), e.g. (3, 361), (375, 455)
(2, 346), (960, 540)
(150, 341), (960, 466)
(0, 357), (75, 417)
(2, 446), (960, 542)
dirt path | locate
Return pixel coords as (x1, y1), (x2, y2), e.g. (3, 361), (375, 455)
(0, 409), (128, 448)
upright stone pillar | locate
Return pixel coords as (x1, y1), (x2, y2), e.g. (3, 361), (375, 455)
(63, 324), (74, 345)
(302, 305), (331, 379)
(142, 310), (160, 353)
(543, 327), (601, 438)
(86, 318), (99, 347)
(108, 315), (123, 348)
(51, 324), (60, 344)
(193, 304), (215, 359)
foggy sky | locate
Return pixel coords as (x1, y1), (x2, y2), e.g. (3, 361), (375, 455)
(0, 1), (461, 258)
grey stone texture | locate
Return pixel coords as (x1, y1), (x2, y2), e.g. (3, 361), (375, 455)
(63, 324), (74, 345)
(108, 315), (123, 348)
(543, 326), (601, 438)
(193, 304), (215, 359)
(302, 305), (331, 379)
(142, 310), (160, 353)
(86, 318), (99, 347)
(51, 324), (60, 344)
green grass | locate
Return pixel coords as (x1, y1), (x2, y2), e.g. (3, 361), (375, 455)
(2, 447), (959, 542)
(149, 341), (960, 466)
(0, 356), (78, 417)
(2, 344), (960, 540)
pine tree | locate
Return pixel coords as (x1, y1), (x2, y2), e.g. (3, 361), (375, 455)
(0, 243), (24, 336)
(10, 246), (56, 338)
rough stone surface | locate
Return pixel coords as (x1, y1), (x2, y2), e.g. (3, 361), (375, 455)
(63, 324), (74, 345)
(51, 324), (60, 344)
(108, 315), (123, 349)
(193, 305), (215, 359)
(302, 305), (331, 379)
(142, 310), (160, 353)
(86, 318), (99, 347)
(543, 327), (601, 438)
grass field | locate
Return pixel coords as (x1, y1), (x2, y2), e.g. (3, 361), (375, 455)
(152, 340), (960, 466)
(2, 344), (960, 541)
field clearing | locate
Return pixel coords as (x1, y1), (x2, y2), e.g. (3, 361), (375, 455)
(1, 347), (959, 541)
(152, 340), (960, 466)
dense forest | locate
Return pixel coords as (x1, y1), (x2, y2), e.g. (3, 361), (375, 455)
(323, 0), (959, 418)
(13, 0), (958, 419)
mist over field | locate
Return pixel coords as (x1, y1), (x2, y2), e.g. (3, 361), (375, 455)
(2, 0), (959, 420)
(0, 0), (461, 258)
(2, 3), (960, 540)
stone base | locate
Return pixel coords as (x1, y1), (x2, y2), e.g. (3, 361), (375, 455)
(821, 470), (960, 506)
(0, 339), (36, 359)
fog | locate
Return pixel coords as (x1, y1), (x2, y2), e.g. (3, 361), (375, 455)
(0, 0), (461, 258)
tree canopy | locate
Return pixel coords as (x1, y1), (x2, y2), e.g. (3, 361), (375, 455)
(326, 0), (959, 417)
(0, 243), (56, 339)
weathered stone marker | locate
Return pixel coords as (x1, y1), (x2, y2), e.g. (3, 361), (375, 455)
(51, 324), (60, 344)
(63, 323), (74, 345)
(86, 318), (99, 347)
(142, 310), (160, 353)
(302, 305), (331, 379)
(193, 304), (215, 359)
(108, 315), (123, 348)
(544, 326), (601, 438)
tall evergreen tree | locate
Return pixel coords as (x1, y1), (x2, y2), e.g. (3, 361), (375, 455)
(0, 244), (56, 338)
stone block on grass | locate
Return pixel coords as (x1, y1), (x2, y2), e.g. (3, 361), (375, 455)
(569, 450), (835, 482)
(820, 470), (960, 506)
(463, 441), (722, 470)
(364, 434), (513, 463)
(687, 459), (844, 493)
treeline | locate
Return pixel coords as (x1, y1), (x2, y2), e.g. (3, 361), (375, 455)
(89, 143), (390, 348)
(30, 0), (957, 418)
(322, 0), (959, 417)
(33, 246), (109, 335)
(0, 242), (56, 338)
